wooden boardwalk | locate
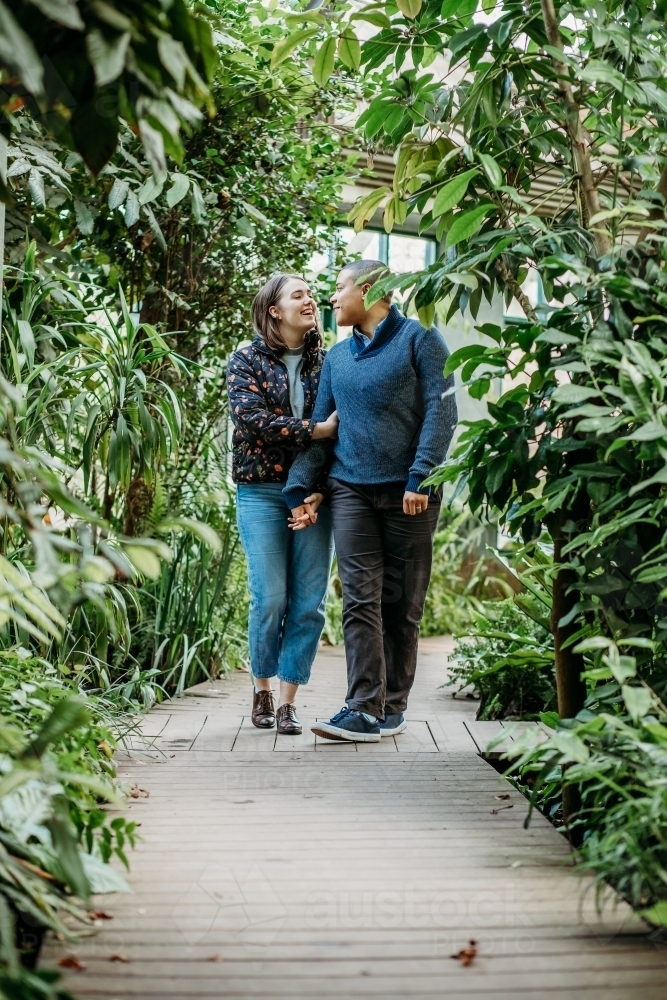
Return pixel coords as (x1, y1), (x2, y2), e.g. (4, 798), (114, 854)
(46, 638), (667, 998)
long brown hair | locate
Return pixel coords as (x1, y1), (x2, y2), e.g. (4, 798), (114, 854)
(251, 273), (320, 352)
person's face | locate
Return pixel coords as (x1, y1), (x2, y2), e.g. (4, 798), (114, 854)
(330, 271), (370, 328)
(269, 277), (316, 334)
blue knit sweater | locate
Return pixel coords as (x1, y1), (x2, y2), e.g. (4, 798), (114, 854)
(283, 305), (457, 509)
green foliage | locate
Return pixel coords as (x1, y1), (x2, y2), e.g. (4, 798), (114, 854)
(421, 506), (513, 637)
(510, 641), (667, 919)
(0, 0), (217, 177)
(0, 656), (137, 992)
(432, 260), (667, 673)
(451, 599), (555, 719)
(0, 6), (355, 991)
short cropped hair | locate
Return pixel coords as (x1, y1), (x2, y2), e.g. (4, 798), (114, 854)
(340, 259), (393, 302)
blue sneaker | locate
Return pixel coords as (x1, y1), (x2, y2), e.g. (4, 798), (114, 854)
(378, 713), (407, 737)
(312, 707), (381, 743)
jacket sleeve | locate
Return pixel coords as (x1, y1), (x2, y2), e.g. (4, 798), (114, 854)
(405, 327), (458, 495)
(283, 354), (335, 509)
(227, 350), (313, 448)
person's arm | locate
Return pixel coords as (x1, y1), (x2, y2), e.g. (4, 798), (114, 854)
(283, 354), (336, 511)
(406, 327), (457, 496)
(227, 350), (336, 448)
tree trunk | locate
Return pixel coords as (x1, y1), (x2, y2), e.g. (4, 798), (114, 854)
(551, 533), (587, 720)
(540, 0), (612, 257)
(551, 505), (587, 846)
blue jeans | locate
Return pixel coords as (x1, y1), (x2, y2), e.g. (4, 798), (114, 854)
(236, 483), (334, 685)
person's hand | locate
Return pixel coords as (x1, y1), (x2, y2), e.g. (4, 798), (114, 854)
(289, 493), (324, 530)
(403, 491), (429, 515)
(312, 410), (339, 440)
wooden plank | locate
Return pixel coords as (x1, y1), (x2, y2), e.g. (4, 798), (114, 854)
(230, 716), (277, 752)
(394, 720), (438, 753)
(118, 714), (171, 751)
(273, 717), (317, 753)
(428, 715), (480, 753)
(500, 720), (550, 752)
(40, 967), (667, 996)
(49, 639), (664, 1000)
(191, 715), (243, 752)
(151, 712), (207, 751)
(463, 720), (513, 756)
(313, 719), (357, 751)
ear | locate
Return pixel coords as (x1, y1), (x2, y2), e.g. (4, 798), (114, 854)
(360, 281), (372, 297)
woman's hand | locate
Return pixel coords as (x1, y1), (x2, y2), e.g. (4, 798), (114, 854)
(289, 493), (324, 531)
(312, 410), (339, 440)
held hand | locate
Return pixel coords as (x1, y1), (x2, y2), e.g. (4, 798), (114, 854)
(403, 491), (429, 516)
(312, 410), (339, 440)
(289, 493), (324, 531)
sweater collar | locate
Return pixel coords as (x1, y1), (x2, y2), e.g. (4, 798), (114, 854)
(351, 304), (405, 357)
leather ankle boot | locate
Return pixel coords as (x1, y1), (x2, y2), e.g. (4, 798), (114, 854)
(252, 689), (275, 728)
(276, 703), (301, 735)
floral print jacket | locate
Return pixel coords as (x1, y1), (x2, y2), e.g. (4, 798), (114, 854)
(227, 331), (327, 489)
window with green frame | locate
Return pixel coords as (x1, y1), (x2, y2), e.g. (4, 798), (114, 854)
(309, 227), (437, 333)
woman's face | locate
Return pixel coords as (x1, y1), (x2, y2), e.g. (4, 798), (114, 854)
(270, 277), (316, 336)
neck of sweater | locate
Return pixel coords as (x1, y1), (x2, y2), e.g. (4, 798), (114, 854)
(352, 304), (404, 357)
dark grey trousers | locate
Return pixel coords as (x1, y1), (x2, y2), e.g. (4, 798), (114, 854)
(329, 478), (440, 719)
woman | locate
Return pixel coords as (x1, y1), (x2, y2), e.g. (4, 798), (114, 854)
(227, 274), (337, 735)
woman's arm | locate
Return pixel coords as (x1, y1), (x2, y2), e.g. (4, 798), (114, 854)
(283, 355), (336, 510)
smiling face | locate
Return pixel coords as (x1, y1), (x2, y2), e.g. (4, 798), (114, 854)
(330, 270), (370, 329)
(269, 277), (316, 339)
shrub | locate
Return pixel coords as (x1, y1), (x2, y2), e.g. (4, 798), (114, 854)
(450, 598), (556, 719)
(510, 640), (667, 923)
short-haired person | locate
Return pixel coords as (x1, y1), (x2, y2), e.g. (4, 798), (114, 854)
(227, 274), (338, 735)
(283, 261), (457, 742)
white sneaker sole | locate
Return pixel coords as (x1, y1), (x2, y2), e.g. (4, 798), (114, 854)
(379, 720), (407, 737)
(311, 722), (381, 743)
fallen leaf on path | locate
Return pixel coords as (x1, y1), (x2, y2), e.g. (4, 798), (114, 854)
(451, 940), (477, 966)
(88, 910), (113, 920)
(491, 803), (514, 814)
(129, 784), (150, 798)
(109, 954), (131, 963)
(58, 956), (86, 970)
(208, 955), (225, 962)
(494, 793), (510, 800)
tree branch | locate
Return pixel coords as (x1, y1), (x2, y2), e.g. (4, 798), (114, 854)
(494, 258), (538, 323)
(540, 0), (611, 256)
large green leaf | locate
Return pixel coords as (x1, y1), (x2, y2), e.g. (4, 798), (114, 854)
(445, 203), (493, 247)
(0, 1), (44, 95)
(70, 101), (120, 176)
(23, 698), (90, 760)
(397, 0), (422, 16)
(432, 168), (478, 218)
(48, 796), (91, 902)
(270, 27), (318, 68)
(166, 172), (190, 208)
(313, 35), (336, 85)
(621, 684), (653, 722)
(339, 28), (361, 70)
(478, 153), (503, 189)
(552, 385), (602, 404)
